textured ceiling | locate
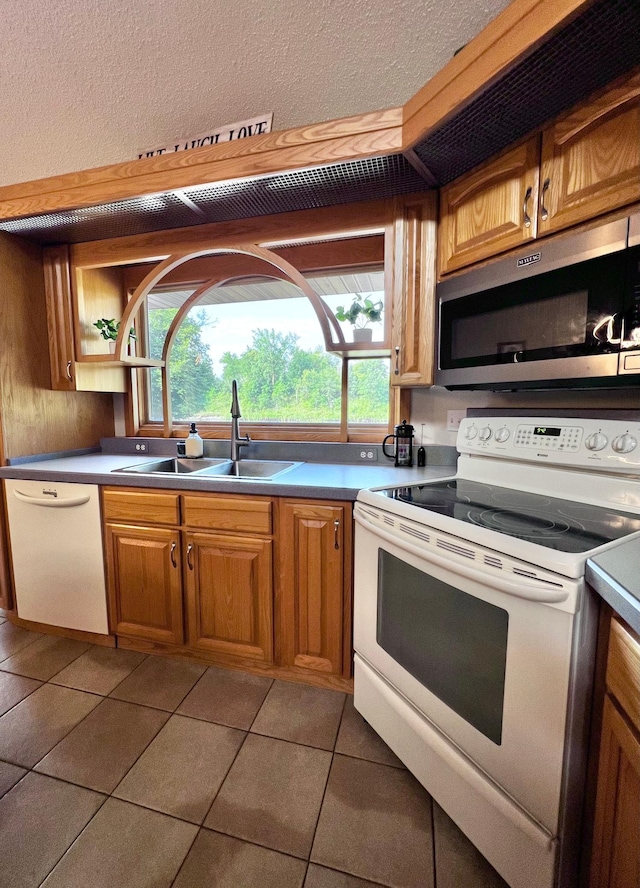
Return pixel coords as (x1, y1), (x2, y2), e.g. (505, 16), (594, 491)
(0, 0), (510, 188)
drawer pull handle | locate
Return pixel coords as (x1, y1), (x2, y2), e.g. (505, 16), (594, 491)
(170, 541), (177, 568)
(334, 519), (340, 550)
(186, 543), (194, 570)
(523, 186), (532, 228)
(540, 178), (550, 221)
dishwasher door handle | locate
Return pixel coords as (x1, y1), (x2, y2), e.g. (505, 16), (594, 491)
(12, 489), (91, 508)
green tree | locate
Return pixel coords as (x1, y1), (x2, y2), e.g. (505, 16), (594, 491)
(348, 360), (390, 422)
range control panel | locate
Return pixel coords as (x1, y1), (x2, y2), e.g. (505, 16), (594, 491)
(458, 417), (640, 470)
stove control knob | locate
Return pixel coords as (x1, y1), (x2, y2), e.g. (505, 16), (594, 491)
(612, 433), (637, 454)
(495, 427), (510, 443)
(464, 426), (478, 440)
(585, 432), (608, 452)
(478, 426), (493, 441)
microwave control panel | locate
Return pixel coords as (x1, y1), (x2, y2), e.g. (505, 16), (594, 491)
(457, 417), (640, 470)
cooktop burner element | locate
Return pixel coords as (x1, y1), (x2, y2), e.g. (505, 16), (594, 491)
(382, 479), (640, 553)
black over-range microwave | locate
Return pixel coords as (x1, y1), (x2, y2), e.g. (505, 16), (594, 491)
(436, 212), (640, 390)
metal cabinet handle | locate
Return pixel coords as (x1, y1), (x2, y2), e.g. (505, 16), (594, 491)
(394, 346), (400, 376)
(66, 361), (73, 382)
(170, 541), (177, 568)
(186, 543), (194, 570)
(334, 519), (340, 550)
(540, 178), (550, 221)
(523, 186), (532, 228)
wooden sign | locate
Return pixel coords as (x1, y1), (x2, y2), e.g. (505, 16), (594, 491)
(137, 113), (273, 159)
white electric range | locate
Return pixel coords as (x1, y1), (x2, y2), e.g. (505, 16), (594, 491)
(353, 416), (640, 888)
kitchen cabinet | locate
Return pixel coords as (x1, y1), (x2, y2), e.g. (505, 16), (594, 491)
(439, 69), (640, 276)
(278, 499), (352, 679)
(390, 193), (438, 386)
(590, 617), (640, 888)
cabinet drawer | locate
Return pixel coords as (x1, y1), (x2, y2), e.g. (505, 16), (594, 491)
(608, 617), (640, 735)
(182, 494), (272, 535)
(102, 488), (180, 526)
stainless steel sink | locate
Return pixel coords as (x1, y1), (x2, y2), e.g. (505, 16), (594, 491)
(113, 457), (232, 475)
(112, 457), (302, 481)
(199, 459), (301, 480)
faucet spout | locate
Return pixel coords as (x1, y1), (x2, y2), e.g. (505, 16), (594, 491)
(230, 379), (250, 462)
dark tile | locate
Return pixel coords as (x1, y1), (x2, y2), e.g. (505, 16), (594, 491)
(0, 683), (101, 767)
(177, 665), (272, 729)
(433, 803), (509, 888)
(311, 755), (434, 888)
(173, 829), (307, 888)
(0, 635), (90, 680)
(35, 698), (169, 793)
(0, 771), (104, 888)
(41, 797), (197, 888)
(109, 655), (206, 711)
(51, 646), (146, 695)
(305, 865), (382, 888)
(205, 733), (331, 859)
(0, 760), (26, 797)
(251, 680), (345, 750)
(114, 714), (244, 823)
(335, 696), (404, 768)
(0, 622), (42, 661)
(0, 670), (41, 716)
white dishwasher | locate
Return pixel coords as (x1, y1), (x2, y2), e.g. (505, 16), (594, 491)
(5, 479), (109, 634)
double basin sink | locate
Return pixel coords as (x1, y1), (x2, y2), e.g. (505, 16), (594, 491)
(113, 457), (301, 482)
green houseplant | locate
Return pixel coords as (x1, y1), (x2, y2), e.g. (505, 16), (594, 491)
(93, 318), (137, 353)
(335, 293), (383, 342)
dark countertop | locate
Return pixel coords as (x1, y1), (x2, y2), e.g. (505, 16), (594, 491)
(0, 451), (455, 502)
(587, 540), (640, 636)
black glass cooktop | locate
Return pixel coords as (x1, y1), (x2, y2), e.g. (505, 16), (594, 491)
(382, 479), (640, 553)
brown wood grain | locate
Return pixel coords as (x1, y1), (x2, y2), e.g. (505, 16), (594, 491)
(182, 493), (272, 535)
(539, 69), (640, 235)
(102, 488), (181, 526)
(402, 0), (594, 149)
(608, 618), (640, 737)
(185, 531), (273, 663)
(105, 523), (184, 645)
(0, 232), (114, 458)
(438, 137), (540, 274)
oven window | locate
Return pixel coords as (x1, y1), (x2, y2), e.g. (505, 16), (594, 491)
(377, 550), (508, 744)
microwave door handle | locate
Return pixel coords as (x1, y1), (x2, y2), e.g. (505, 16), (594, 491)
(593, 314), (621, 346)
(355, 508), (569, 604)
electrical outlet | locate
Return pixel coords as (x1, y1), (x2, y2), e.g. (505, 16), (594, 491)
(134, 442), (147, 452)
(446, 410), (466, 432)
(359, 450), (378, 461)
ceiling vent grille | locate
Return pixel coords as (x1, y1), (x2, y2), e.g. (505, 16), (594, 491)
(410, 0), (640, 184)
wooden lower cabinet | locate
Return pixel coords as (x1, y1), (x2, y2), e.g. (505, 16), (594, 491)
(590, 618), (640, 888)
(278, 499), (353, 679)
(105, 523), (184, 645)
(185, 530), (273, 663)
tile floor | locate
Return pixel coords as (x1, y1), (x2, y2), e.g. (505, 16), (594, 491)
(0, 618), (508, 888)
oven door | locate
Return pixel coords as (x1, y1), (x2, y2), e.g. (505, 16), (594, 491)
(353, 503), (580, 835)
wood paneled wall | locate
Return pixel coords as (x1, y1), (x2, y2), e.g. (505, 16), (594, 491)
(0, 232), (115, 459)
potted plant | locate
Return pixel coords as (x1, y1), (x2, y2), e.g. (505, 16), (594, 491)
(335, 293), (383, 342)
(94, 318), (137, 354)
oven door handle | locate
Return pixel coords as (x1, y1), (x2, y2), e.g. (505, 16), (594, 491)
(355, 509), (569, 604)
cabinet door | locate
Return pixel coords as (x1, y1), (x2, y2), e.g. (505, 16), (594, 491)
(590, 695), (640, 888)
(105, 524), (183, 644)
(438, 137), (540, 275)
(43, 245), (76, 391)
(539, 70), (640, 236)
(184, 531), (273, 663)
(278, 500), (352, 678)
(390, 193), (437, 386)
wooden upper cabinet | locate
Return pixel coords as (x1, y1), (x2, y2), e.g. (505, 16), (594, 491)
(278, 499), (352, 678)
(104, 523), (184, 645)
(184, 531), (273, 663)
(438, 137), (540, 275)
(539, 70), (640, 236)
(390, 193), (437, 386)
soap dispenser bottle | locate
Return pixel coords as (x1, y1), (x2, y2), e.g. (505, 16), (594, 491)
(185, 422), (204, 458)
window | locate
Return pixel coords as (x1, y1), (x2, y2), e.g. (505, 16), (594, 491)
(134, 241), (393, 442)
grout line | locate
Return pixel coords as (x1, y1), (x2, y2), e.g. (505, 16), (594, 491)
(305, 747), (335, 869)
